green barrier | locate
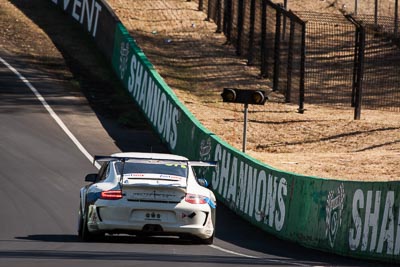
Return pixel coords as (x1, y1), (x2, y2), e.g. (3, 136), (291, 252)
(111, 22), (400, 263)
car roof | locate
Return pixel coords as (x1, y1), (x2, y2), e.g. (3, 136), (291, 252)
(111, 152), (189, 161)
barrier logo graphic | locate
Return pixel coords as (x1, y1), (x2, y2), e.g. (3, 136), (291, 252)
(199, 138), (212, 159)
(119, 42), (129, 79)
(198, 138), (212, 178)
(325, 183), (345, 248)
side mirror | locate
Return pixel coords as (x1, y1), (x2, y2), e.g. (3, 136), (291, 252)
(197, 178), (210, 188)
(85, 173), (97, 182)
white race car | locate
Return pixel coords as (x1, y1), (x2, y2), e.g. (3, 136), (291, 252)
(78, 152), (217, 244)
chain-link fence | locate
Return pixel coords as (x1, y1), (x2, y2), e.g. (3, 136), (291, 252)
(196, 0), (306, 111)
(296, 12), (357, 106)
(354, 15), (400, 111)
(193, 0), (400, 115)
(294, 11), (399, 113)
(340, 0), (399, 37)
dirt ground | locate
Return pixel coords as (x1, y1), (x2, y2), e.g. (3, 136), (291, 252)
(1, 0), (399, 181)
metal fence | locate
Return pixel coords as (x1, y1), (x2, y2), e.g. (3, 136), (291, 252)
(341, 0), (399, 37)
(193, 0), (400, 115)
(295, 11), (400, 113)
(296, 13), (359, 105)
(197, 0), (306, 111)
(354, 15), (400, 111)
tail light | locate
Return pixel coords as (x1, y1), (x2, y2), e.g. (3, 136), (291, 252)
(184, 193), (208, 205)
(100, 190), (123, 200)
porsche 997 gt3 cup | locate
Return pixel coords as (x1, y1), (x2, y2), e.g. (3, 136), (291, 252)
(78, 152), (217, 244)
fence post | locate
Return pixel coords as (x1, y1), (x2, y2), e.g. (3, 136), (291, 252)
(247, 0), (256, 65)
(286, 18), (295, 103)
(351, 28), (359, 107)
(223, 0), (233, 41)
(206, 0), (212, 21)
(198, 0), (204, 10)
(216, 0), (223, 32)
(354, 0), (358, 15)
(273, 6), (282, 91)
(395, 0), (399, 37)
(261, 0), (268, 77)
(298, 20), (305, 114)
(346, 14), (365, 119)
(354, 25), (365, 120)
(282, 0), (287, 41)
(237, 0), (245, 55)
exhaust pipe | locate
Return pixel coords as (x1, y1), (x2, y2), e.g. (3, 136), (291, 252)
(142, 224), (163, 233)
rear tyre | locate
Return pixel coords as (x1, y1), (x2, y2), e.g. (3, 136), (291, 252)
(200, 234), (214, 245)
(193, 232), (214, 245)
(78, 204), (102, 242)
(199, 210), (216, 244)
(77, 203), (84, 238)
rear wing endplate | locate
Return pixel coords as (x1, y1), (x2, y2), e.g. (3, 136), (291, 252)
(189, 161), (218, 167)
(93, 155), (124, 164)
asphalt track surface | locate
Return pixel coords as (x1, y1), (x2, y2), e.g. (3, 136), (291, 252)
(0, 53), (388, 267)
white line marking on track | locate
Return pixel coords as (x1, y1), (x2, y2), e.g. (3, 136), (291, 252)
(209, 244), (259, 259)
(1, 56), (310, 267)
(0, 56), (101, 169)
(210, 244), (310, 266)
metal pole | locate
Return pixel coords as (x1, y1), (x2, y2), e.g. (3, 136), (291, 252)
(261, 0), (268, 77)
(351, 22), (360, 107)
(354, 26), (365, 120)
(223, 0), (233, 40)
(354, 0), (358, 16)
(247, 0), (256, 65)
(273, 8), (282, 91)
(206, 0), (212, 21)
(374, 0), (378, 27)
(198, 0), (204, 11)
(395, 0), (399, 37)
(286, 19), (295, 103)
(237, 0), (245, 55)
(242, 103), (248, 152)
(282, 0), (287, 41)
(298, 20), (306, 114)
(216, 0), (222, 33)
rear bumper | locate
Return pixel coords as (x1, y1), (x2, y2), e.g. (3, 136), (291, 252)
(86, 200), (215, 239)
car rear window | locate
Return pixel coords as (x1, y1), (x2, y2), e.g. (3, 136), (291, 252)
(115, 160), (188, 178)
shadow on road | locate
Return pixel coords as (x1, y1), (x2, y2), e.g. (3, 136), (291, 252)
(6, 0), (168, 154)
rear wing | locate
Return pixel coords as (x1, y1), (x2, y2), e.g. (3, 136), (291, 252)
(93, 155), (217, 167)
(93, 155), (188, 164)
